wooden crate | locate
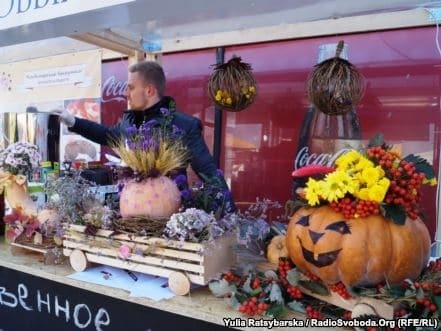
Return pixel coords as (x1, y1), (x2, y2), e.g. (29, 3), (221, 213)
(63, 224), (235, 295)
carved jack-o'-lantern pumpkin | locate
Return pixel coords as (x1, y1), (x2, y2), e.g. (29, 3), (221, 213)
(286, 206), (431, 286)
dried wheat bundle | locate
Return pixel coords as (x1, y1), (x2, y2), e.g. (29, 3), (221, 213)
(207, 56), (257, 112)
(307, 40), (365, 115)
(112, 216), (168, 237)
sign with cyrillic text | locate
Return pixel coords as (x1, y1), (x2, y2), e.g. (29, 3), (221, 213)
(0, 0), (135, 31)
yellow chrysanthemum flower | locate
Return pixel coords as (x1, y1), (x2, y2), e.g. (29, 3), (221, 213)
(367, 183), (389, 203)
(361, 166), (383, 186)
(335, 150), (361, 170)
(423, 177), (438, 186)
(354, 156), (374, 172)
(320, 171), (349, 202)
(305, 178), (322, 206)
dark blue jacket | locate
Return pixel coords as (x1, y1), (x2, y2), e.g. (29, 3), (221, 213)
(69, 96), (235, 212)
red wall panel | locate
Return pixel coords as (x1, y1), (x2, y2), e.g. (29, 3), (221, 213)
(103, 26), (440, 238)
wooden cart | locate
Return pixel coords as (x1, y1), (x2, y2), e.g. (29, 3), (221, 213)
(63, 224), (235, 295)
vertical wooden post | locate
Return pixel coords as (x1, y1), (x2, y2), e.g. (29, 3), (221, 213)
(213, 47), (225, 168)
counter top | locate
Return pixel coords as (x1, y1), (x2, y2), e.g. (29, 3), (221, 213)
(0, 239), (326, 331)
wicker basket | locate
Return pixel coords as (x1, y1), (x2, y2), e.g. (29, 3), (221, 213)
(207, 56), (257, 112)
(307, 40), (365, 115)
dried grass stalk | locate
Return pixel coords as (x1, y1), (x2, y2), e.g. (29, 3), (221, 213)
(307, 40), (365, 115)
(111, 136), (188, 177)
(207, 56), (257, 112)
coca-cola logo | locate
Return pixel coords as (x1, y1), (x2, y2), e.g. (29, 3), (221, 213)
(102, 76), (127, 103)
(294, 146), (351, 169)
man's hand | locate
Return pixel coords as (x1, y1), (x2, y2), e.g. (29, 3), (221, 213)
(52, 109), (75, 127)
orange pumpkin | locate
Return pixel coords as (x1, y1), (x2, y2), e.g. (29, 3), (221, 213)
(120, 176), (181, 219)
(286, 206), (431, 286)
(267, 235), (289, 264)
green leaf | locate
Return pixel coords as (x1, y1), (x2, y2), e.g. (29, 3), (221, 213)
(403, 154), (436, 180)
(270, 221), (287, 236)
(286, 268), (301, 286)
(264, 270), (278, 280)
(433, 295), (441, 315)
(250, 287), (262, 296)
(415, 287), (425, 299)
(298, 280), (330, 296)
(385, 284), (406, 298)
(265, 303), (287, 319)
(229, 293), (241, 310)
(269, 282), (284, 304)
(382, 204), (406, 225)
(208, 279), (237, 298)
(368, 133), (385, 148)
(287, 300), (306, 314)
(242, 275), (253, 294)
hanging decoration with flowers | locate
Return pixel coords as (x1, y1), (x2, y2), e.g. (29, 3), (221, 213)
(286, 134), (437, 288)
(207, 56), (257, 112)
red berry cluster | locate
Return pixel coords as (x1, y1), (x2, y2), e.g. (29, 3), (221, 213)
(393, 308), (408, 317)
(330, 197), (380, 219)
(414, 280), (441, 295)
(286, 285), (302, 299)
(428, 258), (441, 272)
(328, 282), (352, 299)
(342, 310), (352, 320)
(222, 271), (241, 283)
(416, 297), (438, 312)
(306, 305), (324, 319)
(368, 146), (426, 220)
(304, 270), (320, 282)
(278, 259), (294, 284)
(238, 297), (269, 316)
(251, 277), (261, 289)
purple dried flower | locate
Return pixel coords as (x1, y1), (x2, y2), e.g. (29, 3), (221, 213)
(160, 107), (170, 116)
(181, 189), (191, 200)
(174, 174), (187, 186)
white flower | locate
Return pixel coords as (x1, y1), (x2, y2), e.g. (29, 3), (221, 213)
(0, 142), (41, 175)
(164, 208), (219, 242)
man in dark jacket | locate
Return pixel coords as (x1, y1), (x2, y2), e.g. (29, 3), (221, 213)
(53, 61), (235, 213)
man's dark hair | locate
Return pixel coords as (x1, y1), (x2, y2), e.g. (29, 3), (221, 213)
(129, 61), (166, 97)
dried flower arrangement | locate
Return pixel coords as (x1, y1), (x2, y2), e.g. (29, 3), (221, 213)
(111, 102), (188, 180)
(207, 56), (257, 112)
(306, 40), (365, 115)
(0, 141), (41, 177)
(45, 171), (100, 225)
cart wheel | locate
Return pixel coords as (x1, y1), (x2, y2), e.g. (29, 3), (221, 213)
(69, 249), (89, 272)
(168, 271), (191, 296)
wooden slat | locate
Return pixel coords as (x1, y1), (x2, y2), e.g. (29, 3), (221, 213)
(10, 242), (48, 254)
(298, 283), (394, 320)
(66, 231), (203, 262)
(63, 240), (204, 274)
(68, 225), (203, 251)
(63, 248), (205, 285)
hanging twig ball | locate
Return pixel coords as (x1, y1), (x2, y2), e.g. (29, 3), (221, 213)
(207, 56), (257, 112)
(307, 40), (365, 115)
